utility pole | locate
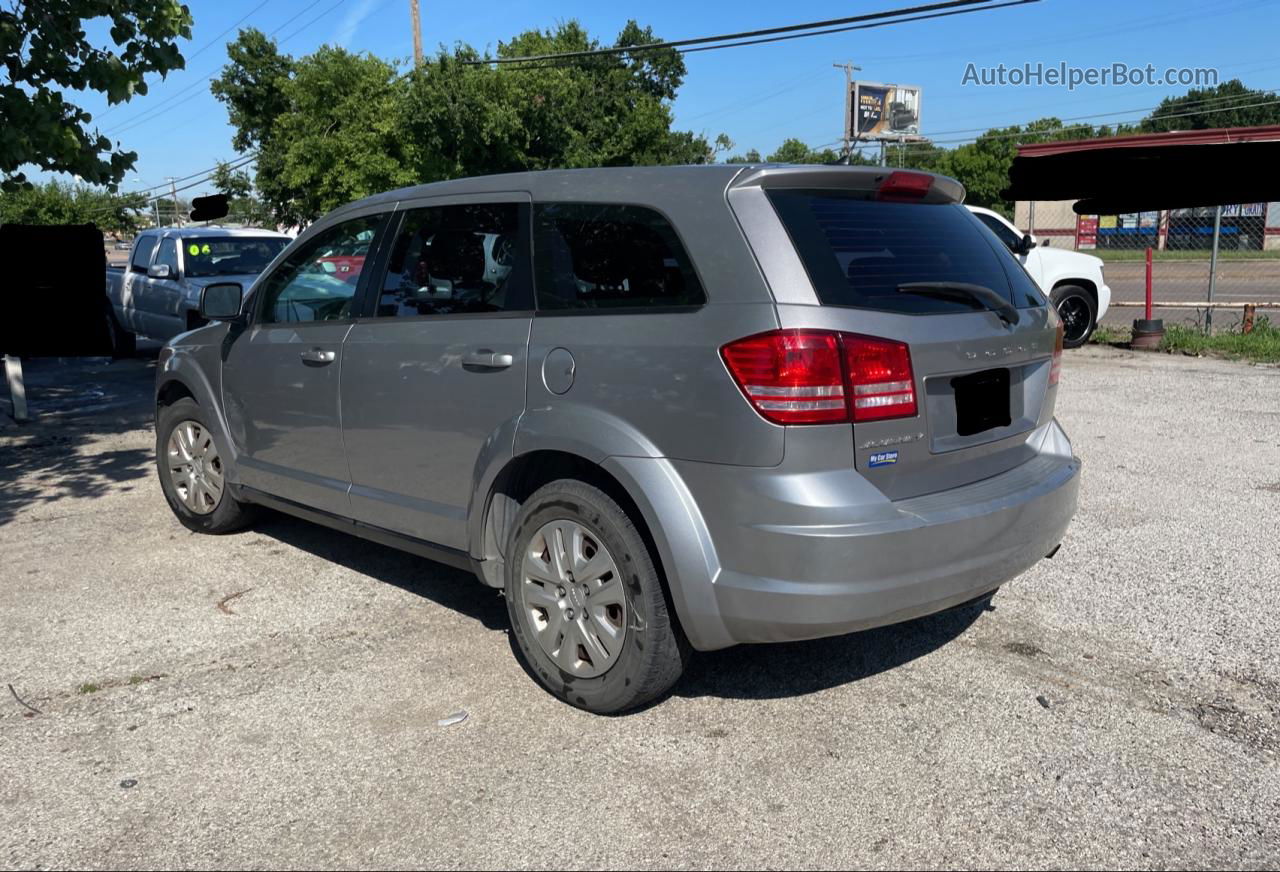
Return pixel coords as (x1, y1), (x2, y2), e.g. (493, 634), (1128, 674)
(167, 177), (182, 228)
(410, 0), (423, 65)
(833, 61), (861, 164)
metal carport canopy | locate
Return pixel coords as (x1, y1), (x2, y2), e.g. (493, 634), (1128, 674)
(1000, 124), (1280, 215)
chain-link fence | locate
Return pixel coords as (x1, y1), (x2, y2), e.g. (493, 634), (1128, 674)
(1080, 204), (1280, 332)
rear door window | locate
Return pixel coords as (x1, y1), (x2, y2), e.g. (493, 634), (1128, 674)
(375, 202), (532, 317)
(533, 203), (705, 311)
(767, 190), (1043, 313)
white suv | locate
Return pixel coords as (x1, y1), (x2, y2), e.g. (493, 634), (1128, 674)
(968, 205), (1110, 347)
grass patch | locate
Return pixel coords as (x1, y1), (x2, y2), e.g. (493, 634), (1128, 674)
(1160, 319), (1280, 363)
(1091, 249), (1280, 263)
(1091, 324), (1131, 345)
(77, 682), (101, 695)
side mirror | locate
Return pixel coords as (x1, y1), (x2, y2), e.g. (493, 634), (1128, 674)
(147, 263), (171, 279)
(200, 282), (244, 321)
(1019, 233), (1037, 253)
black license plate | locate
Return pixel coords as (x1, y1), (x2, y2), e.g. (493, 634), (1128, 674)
(952, 368), (1011, 436)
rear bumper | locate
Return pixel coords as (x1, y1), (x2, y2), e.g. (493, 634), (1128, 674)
(709, 450), (1078, 645)
(610, 419), (1079, 650)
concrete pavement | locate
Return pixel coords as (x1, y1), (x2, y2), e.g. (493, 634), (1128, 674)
(2, 347), (1278, 868)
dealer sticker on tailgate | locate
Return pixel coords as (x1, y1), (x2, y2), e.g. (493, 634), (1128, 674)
(868, 450), (899, 468)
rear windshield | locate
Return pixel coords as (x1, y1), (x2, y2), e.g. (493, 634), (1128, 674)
(182, 237), (289, 277)
(767, 189), (1044, 314)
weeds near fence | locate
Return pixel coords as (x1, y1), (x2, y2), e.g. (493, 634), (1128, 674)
(1088, 319), (1280, 362)
(1093, 249), (1280, 263)
(1091, 325), (1130, 345)
(1161, 318), (1280, 363)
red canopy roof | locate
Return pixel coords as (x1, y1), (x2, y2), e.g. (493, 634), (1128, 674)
(1016, 124), (1280, 158)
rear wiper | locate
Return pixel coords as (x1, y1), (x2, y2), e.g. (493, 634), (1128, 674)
(897, 282), (1020, 327)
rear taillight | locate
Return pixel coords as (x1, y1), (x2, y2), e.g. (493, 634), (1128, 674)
(721, 330), (917, 425)
(719, 330), (846, 424)
(876, 170), (933, 202)
(843, 334), (917, 422)
(1049, 322), (1064, 386)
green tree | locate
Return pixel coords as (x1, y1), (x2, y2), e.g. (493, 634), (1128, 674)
(1140, 79), (1280, 132)
(1, 0), (193, 191)
(210, 160), (272, 227)
(765, 138), (841, 164)
(726, 148), (762, 164)
(0, 180), (147, 235)
(215, 21), (719, 224)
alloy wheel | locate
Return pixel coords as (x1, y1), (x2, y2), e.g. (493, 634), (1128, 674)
(166, 420), (224, 515)
(1057, 296), (1091, 344)
(521, 519), (627, 678)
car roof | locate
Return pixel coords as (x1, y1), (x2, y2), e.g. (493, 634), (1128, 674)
(329, 163), (963, 220)
(139, 227), (289, 239)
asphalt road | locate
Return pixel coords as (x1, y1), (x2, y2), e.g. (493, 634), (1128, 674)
(2, 348), (1278, 869)
(1101, 260), (1280, 327)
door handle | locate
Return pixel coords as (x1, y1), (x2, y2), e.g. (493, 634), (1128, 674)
(300, 348), (336, 364)
(461, 349), (514, 370)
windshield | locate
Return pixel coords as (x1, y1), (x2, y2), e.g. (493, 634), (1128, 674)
(182, 237), (288, 277)
(767, 190), (1045, 314)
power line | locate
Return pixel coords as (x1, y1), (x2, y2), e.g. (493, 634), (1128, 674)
(909, 85), (1280, 142)
(461, 0), (1031, 67)
(888, 94), (1280, 149)
(674, 0), (1038, 58)
(85, 153), (259, 216)
(95, 0), (277, 121)
(101, 0), (346, 138)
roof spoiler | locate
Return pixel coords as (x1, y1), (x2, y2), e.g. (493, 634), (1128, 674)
(728, 164), (966, 205)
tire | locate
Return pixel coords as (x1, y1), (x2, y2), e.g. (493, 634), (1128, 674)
(105, 300), (136, 359)
(504, 479), (690, 714)
(156, 397), (255, 534)
(1051, 284), (1097, 349)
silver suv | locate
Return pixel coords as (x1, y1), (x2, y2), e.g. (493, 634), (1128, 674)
(156, 165), (1079, 713)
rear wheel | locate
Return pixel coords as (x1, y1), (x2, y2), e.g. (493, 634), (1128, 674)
(1052, 284), (1097, 349)
(504, 479), (689, 714)
(156, 397), (255, 534)
(105, 300), (135, 359)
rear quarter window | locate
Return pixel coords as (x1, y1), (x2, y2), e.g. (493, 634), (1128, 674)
(767, 190), (1044, 314)
(533, 203), (705, 311)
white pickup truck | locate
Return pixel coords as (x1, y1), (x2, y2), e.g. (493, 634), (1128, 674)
(968, 206), (1111, 348)
(105, 227), (290, 354)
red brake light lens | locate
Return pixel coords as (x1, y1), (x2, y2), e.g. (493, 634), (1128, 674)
(721, 330), (918, 425)
(1049, 322), (1064, 386)
(720, 330), (846, 424)
(876, 171), (933, 202)
(842, 334), (917, 422)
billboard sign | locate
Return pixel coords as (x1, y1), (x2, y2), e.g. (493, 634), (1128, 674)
(849, 81), (922, 140)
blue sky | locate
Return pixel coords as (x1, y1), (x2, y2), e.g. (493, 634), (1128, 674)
(61, 0), (1280, 199)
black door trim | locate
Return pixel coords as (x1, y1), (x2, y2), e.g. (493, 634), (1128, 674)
(235, 485), (476, 574)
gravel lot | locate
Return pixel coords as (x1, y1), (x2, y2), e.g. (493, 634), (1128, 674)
(2, 346), (1278, 869)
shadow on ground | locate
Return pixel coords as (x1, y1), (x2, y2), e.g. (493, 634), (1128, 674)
(0, 352), (159, 526)
(253, 511), (510, 632)
(254, 507), (989, 703)
(676, 598), (990, 701)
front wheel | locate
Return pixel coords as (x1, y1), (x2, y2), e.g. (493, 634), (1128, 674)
(504, 479), (690, 714)
(156, 397), (255, 534)
(1052, 284), (1097, 349)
